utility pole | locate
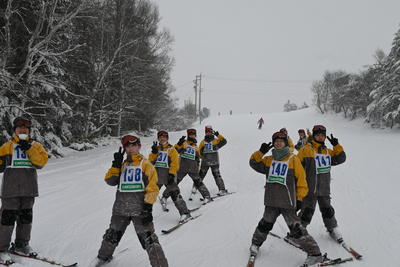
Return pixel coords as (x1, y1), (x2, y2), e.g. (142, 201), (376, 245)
(193, 78), (198, 115)
(198, 73), (202, 124)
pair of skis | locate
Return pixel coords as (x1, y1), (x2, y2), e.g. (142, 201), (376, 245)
(161, 192), (236, 234)
(247, 231), (362, 266)
(1, 250), (77, 266)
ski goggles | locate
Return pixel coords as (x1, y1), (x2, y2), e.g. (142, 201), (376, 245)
(312, 125), (326, 135)
(13, 118), (32, 128)
(121, 135), (141, 147)
(187, 128), (197, 136)
(157, 131), (168, 138)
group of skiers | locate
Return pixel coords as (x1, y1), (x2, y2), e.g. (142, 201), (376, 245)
(0, 118), (229, 267)
(248, 125), (346, 266)
(0, 116), (348, 267)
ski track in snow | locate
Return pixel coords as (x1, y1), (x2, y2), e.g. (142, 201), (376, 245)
(2, 108), (399, 266)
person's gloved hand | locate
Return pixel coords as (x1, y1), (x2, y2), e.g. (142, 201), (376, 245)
(167, 174), (175, 185)
(327, 134), (339, 146)
(112, 147), (124, 168)
(151, 141), (158, 154)
(142, 203), (153, 225)
(259, 142), (273, 154)
(177, 136), (186, 146)
(18, 140), (32, 151)
(213, 131), (219, 137)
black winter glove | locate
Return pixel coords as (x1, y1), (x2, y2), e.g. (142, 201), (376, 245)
(112, 147), (124, 168)
(327, 134), (339, 146)
(259, 142), (273, 154)
(167, 173), (175, 185)
(213, 131), (220, 137)
(296, 200), (302, 212)
(142, 203), (153, 225)
(187, 137), (197, 144)
(151, 141), (158, 154)
(177, 136), (186, 146)
(18, 140), (32, 151)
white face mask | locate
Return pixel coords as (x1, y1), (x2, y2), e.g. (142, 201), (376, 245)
(18, 134), (28, 140)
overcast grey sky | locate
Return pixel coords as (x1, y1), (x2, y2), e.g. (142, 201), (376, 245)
(155, 0), (400, 115)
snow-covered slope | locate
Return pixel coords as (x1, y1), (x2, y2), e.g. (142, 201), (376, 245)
(4, 108), (399, 267)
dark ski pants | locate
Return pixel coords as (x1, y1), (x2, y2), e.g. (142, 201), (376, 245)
(199, 164), (226, 191)
(299, 195), (338, 230)
(0, 197), (35, 251)
(158, 183), (189, 215)
(163, 170), (210, 199)
(98, 214), (168, 267)
(251, 206), (321, 256)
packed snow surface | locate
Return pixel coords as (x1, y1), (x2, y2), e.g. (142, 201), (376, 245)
(3, 108), (399, 266)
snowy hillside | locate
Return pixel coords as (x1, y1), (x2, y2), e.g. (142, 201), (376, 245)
(3, 108), (400, 267)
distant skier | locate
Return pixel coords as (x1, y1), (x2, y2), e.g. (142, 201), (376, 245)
(91, 135), (168, 267)
(295, 129), (308, 151)
(0, 117), (48, 265)
(297, 125), (346, 243)
(149, 130), (192, 223)
(197, 126), (228, 195)
(280, 128), (295, 153)
(162, 129), (212, 203)
(247, 131), (323, 266)
(257, 118), (264, 129)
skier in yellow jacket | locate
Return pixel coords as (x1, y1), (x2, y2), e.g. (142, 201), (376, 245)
(0, 117), (48, 264)
(149, 130), (191, 223)
(247, 131), (323, 266)
(91, 135), (168, 267)
(297, 125), (346, 243)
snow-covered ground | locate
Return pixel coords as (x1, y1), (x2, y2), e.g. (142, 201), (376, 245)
(3, 108), (400, 267)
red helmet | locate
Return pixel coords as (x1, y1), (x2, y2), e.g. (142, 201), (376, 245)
(312, 125), (326, 136)
(157, 130), (168, 138)
(205, 125), (213, 134)
(13, 117), (32, 130)
(272, 131), (288, 146)
(187, 128), (196, 136)
(121, 135), (141, 148)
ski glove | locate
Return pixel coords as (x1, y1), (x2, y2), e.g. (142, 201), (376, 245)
(327, 134), (339, 146)
(177, 136), (186, 146)
(142, 203), (153, 225)
(18, 140), (32, 151)
(167, 174), (175, 185)
(259, 142), (273, 154)
(213, 131), (220, 137)
(151, 141), (158, 154)
(112, 147), (124, 168)
(296, 200), (302, 212)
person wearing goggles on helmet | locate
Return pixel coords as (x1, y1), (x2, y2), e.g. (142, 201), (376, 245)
(297, 125), (346, 244)
(196, 126), (228, 196)
(91, 135), (168, 267)
(247, 131), (324, 266)
(0, 117), (48, 264)
(149, 131), (191, 223)
(162, 129), (212, 203)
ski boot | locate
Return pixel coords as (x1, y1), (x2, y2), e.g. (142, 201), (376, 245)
(11, 242), (38, 257)
(301, 253), (325, 266)
(88, 256), (112, 267)
(179, 213), (192, 223)
(328, 227), (343, 244)
(217, 189), (228, 196)
(0, 251), (14, 265)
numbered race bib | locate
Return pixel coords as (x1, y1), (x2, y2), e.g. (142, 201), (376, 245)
(181, 145), (196, 160)
(10, 144), (33, 168)
(203, 142), (215, 153)
(267, 160), (289, 185)
(119, 163), (145, 192)
(315, 153), (331, 174)
(155, 151), (169, 168)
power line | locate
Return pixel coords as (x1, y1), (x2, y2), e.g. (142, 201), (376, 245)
(204, 75), (314, 84)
